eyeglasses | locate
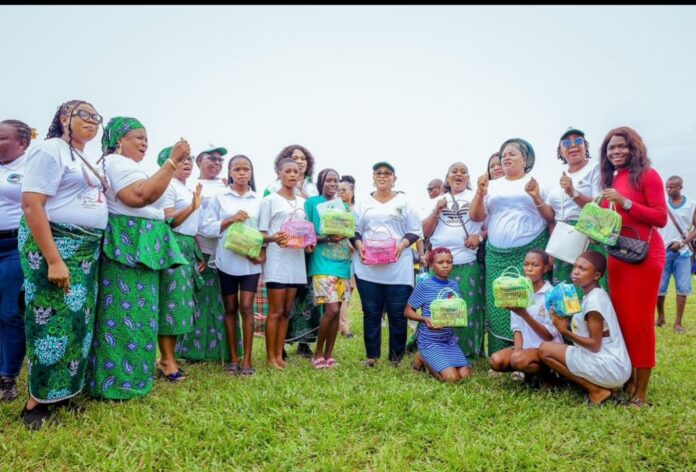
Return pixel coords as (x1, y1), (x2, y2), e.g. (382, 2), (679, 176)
(205, 156), (224, 163)
(561, 137), (584, 149)
(374, 171), (393, 177)
(184, 156), (194, 162)
(71, 110), (103, 124)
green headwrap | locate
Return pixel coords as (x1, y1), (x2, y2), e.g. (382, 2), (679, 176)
(157, 146), (173, 167)
(101, 116), (145, 153)
(499, 138), (536, 173)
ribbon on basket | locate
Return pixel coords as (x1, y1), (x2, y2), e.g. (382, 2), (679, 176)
(281, 208), (317, 249)
(430, 287), (468, 327)
(492, 266), (534, 308)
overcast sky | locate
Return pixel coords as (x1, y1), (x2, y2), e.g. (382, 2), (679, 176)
(3, 5), (695, 210)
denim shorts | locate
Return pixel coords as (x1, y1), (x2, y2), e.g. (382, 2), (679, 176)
(659, 249), (693, 296)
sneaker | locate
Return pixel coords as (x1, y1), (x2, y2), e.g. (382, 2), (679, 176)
(20, 403), (56, 431)
(1, 377), (18, 401)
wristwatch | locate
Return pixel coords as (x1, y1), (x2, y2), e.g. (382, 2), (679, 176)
(571, 189), (580, 200)
(622, 199), (633, 211)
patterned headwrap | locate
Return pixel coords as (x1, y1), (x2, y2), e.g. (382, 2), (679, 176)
(157, 146), (173, 167)
(101, 116), (145, 153)
(499, 138), (536, 173)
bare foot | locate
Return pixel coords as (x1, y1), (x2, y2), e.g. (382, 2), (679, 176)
(267, 360), (284, 370)
(411, 353), (424, 371)
(276, 357), (287, 368)
(627, 397), (647, 410)
(655, 318), (666, 327)
(588, 387), (613, 405)
(674, 325), (686, 333)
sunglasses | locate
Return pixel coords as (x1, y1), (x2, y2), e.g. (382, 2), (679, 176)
(561, 137), (584, 148)
(71, 110), (103, 124)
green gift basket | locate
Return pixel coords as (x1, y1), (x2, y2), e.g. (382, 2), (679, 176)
(320, 207), (355, 238)
(430, 288), (468, 328)
(223, 220), (264, 258)
(575, 197), (622, 246)
(493, 266), (534, 308)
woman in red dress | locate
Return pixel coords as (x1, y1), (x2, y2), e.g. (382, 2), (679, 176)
(599, 127), (667, 409)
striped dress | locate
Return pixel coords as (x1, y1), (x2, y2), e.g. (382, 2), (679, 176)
(408, 276), (469, 373)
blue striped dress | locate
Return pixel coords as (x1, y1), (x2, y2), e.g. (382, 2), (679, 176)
(408, 276), (470, 373)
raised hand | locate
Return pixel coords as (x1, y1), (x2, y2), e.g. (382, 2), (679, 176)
(476, 174), (489, 196)
(525, 177), (541, 200)
(560, 172), (575, 197)
(170, 138), (191, 165)
(191, 183), (203, 210)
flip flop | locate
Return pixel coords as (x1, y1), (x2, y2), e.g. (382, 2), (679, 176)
(325, 358), (339, 368)
(225, 363), (240, 375)
(312, 357), (327, 369)
(162, 370), (186, 383)
(239, 366), (256, 376)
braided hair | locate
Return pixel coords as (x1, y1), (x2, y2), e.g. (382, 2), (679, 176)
(316, 168), (340, 196)
(0, 119), (33, 148)
(45, 99), (96, 162)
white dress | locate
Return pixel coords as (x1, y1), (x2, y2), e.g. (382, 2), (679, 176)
(566, 287), (631, 389)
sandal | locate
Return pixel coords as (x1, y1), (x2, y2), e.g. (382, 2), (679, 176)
(325, 358), (339, 368)
(161, 370), (186, 382)
(362, 359), (378, 368)
(627, 397), (651, 410)
(312, 357), (327, 369)
(239, 366), (256, 376)
(224, 363), (240, 375)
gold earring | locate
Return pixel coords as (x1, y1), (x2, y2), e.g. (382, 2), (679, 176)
(116, 143), (122, 154)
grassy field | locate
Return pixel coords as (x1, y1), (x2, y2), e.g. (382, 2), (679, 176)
(2, 285), (695, 471)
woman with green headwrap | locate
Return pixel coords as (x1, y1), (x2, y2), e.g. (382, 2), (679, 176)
(157, 146), (203, 381)
(470, 138), (551, 358)
(87, 117), (190, 400)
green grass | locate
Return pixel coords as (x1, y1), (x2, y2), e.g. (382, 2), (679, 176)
(2, 285), (695, 471)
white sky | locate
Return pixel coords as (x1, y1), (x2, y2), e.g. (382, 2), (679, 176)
(3, 5), (695, 211)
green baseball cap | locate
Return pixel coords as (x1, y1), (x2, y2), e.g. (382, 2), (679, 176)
(197, 145), (228, 159)
(372, 161), (395, 173)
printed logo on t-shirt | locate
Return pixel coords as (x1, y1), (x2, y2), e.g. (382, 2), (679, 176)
(439, 202), (471, 227)
(6, 173), (23, 184)
(321, 240), (351, 261)
(78, 186), (104, 210)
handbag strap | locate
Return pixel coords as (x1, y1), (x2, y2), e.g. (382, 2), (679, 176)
(621, 225), (654, 243)
(436, 287), (458, 300)
(667, 208), (688, 240)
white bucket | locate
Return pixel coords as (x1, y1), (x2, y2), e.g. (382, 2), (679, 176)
(546, 220), (589, 264)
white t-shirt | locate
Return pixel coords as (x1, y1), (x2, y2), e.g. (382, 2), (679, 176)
(0, 153), (27, 230)
(484, 174), (549, 248)
(427, 189), (483, 265)
(566, 287), (631, 389)
(104, 154), (165, 220)
(510, 281), (562, 349)
(162, 179), (201, 236)
(200, 188), (262, 276)
(546, 161), (601, 222)
(22, 138), (108, 229)
(659, 196), (696, 253)
(192, 178), (229, 255)
(258, 192), (307, 284)
(354, 192), (423, 287)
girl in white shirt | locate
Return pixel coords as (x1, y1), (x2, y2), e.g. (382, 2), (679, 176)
(200, 155), (263, 376)
(258, 158), (313, 369)
(539, 250), (631, 405)
(489, 250), (562, 379)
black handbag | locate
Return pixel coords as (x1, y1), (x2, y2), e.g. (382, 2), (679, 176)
(607, 226), (653, 264)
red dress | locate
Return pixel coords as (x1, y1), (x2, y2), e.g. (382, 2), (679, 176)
(603, 168), (667, 369)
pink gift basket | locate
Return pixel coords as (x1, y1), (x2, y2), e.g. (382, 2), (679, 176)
(281, 209), (317, 249)
(363, 227), (398, 265)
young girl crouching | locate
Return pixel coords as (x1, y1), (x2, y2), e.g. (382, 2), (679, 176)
(489, 249), (562, 380)
(538, 250), (631, 405)
(405, 248), (471, 383)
